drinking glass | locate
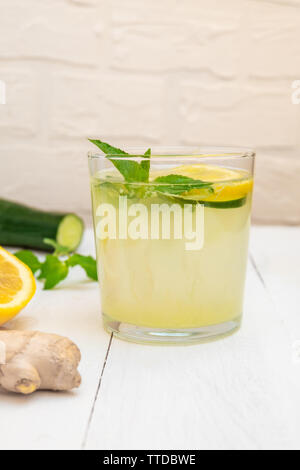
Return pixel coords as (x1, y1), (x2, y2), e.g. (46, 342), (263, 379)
(88, 147), (255, 344)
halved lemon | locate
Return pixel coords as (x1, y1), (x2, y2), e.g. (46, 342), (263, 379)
(151, 164), (253, 204)
(0, 247), (36, 325)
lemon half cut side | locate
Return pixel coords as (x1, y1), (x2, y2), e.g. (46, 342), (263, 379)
(0, 247), (36, 326)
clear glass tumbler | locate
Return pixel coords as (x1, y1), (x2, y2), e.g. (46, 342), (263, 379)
(88, 147), (255, 344)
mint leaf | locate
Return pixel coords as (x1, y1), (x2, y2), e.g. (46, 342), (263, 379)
(66, 254), (98, 281)
(140, 148), (151, 179)
(143, 148), (151, 157)
(39, 255), (69, 290)
(153, 175), (214, 195)
(14, 251), (41, 274)
(43, 238), (71, 256)
(89, 140), (128, 157)
(89, 139), (151, 183)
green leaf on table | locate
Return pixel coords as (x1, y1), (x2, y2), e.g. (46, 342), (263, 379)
(66, 254), (98, 281)
(15, 250), (42, 274)
(89, 139), (151, 183)
(14, 246), (98, 290)
(153, 174), (214, 195)
(38, 255), (69, 290)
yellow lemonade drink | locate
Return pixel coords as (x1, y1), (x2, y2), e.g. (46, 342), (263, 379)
(89, 145), (254, 344)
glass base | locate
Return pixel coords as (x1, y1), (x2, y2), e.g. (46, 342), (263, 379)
(103, 314), (241, 345)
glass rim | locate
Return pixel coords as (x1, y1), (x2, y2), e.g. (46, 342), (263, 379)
(88, 146), (255, 162)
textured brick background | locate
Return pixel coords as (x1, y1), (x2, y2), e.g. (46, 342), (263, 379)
(0, 0), (299, 224)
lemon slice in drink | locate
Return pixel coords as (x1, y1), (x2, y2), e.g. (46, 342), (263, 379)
(151, 164), (253, 207)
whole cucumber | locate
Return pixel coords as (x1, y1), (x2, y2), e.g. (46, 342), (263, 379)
(0, 199), (84, 251)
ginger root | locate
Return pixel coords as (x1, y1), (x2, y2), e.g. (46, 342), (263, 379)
(0, 330), (81, 395)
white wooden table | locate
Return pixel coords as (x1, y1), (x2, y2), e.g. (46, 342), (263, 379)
(0, 226), (299, 451)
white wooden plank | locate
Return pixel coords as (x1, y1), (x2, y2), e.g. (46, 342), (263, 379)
(250, 225), (300, 444)
(0, 229), (110, 450)
(85, 246), (300, 451)
(250, 226), (300, 342)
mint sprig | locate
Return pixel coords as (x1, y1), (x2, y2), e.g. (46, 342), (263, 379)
(89, 139), (151, 183)
(89, 139), (214, 200)
(15, 240), (98, 290)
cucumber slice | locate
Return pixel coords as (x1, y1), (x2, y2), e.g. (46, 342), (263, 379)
(158, 192), (247, 209)
(0, 199), (84, 251)
(57, 214), (84, 251)
(200, 197), (247, 209)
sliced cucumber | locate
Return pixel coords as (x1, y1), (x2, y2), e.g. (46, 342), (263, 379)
(57, 214), (84, 251)
(199, 197), (247, 209)
(158, 192), (247, 209)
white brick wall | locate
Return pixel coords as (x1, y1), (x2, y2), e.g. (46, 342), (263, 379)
(0, 0), (300, 225)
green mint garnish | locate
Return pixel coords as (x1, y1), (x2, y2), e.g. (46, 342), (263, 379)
(89, 139), (214, 200)
(15, 239), (98, 290)
(89, 139), (151, 183)
(152, 175), (213, 195)
(140, 148), (151, 180)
